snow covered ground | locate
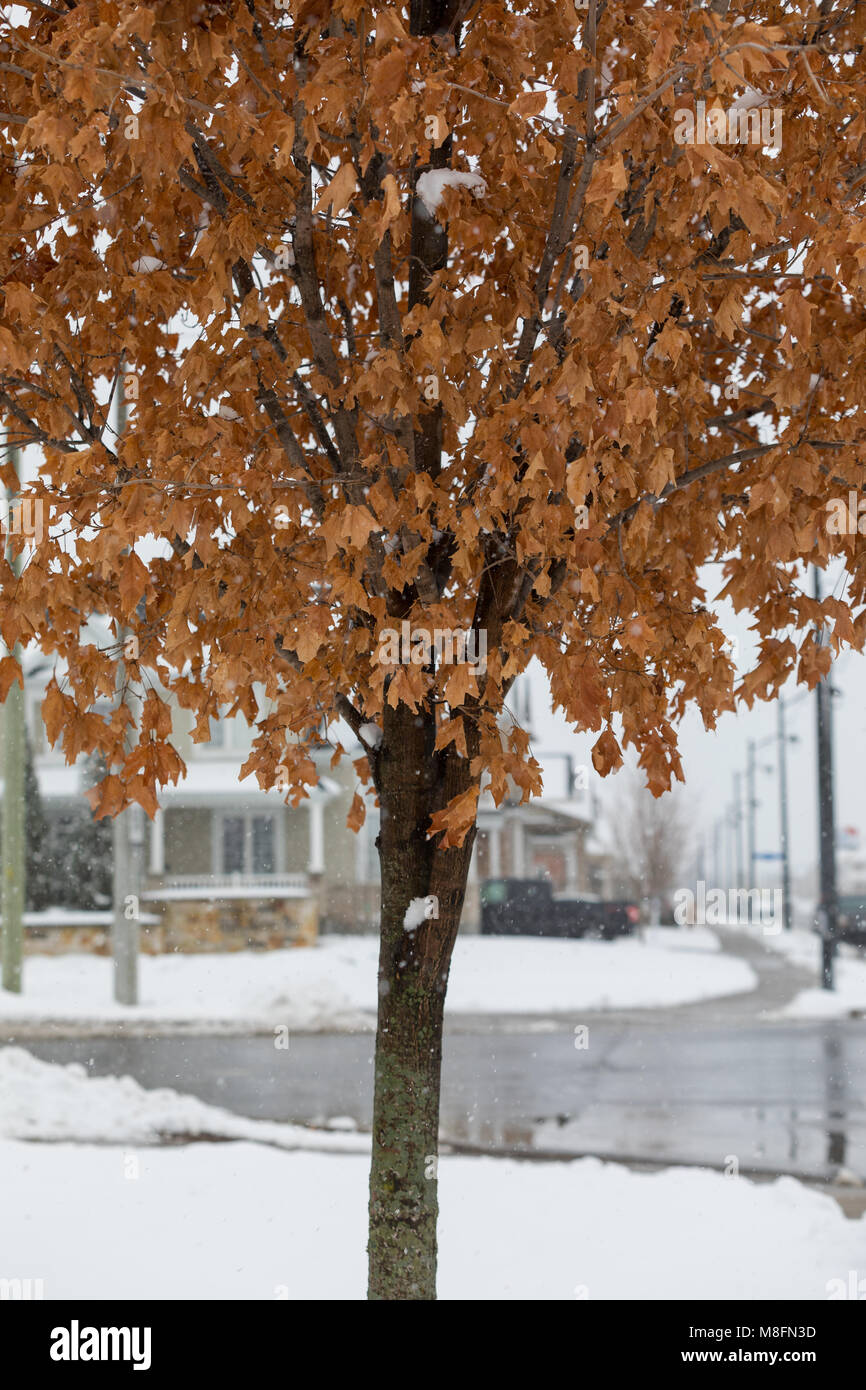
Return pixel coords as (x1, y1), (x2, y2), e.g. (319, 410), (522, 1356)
(723, 924), (866, 1020)
(6, 1140), (862, 1300)
(0, 1048), (862, 1301)
(0, 928), (756, 1033)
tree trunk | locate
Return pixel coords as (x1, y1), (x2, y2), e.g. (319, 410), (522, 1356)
(366, 0), (474, 1301)
(367, 703), (476, 1299)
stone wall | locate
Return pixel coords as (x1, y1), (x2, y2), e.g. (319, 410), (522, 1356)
(158, 896), (317, 952)
(23, 896), (317, 955)
(24, 924), (113, 956)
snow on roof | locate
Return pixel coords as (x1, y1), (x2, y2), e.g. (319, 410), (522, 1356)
(21, 759), (342, 807)
(0, 764), (83, 801)
(150, 764), (342, 805)
(528, 797), (593, 825)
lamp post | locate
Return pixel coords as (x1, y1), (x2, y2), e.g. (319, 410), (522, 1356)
(813, 567), (838, 990)
(777, 699), (794, 931)
(746, 733), (776, 920)
(733, 772), (745, 892)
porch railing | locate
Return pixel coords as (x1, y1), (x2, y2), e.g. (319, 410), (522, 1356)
(143, 872), (310, 900)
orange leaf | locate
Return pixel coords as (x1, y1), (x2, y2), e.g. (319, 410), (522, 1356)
(314, 163), (358, 216)
(591, 730), (623, 778)
(428, 785), (478, 848)
(85, 775), (126, 820)
(119, 552), (149, 617)
(0, 656), (23, 702)
(347, 791), (366, 833)
(376, 174), (402, 240)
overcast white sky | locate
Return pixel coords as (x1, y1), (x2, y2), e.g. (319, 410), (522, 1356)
(528, 561), (866, 895)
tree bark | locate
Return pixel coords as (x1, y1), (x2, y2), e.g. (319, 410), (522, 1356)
(367, 703), (476, 1299)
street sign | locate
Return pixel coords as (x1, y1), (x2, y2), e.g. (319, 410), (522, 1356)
(754, 851), (783, 860)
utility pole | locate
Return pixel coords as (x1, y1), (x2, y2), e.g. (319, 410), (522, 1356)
(746, 740), (757, 918)
(813, 568), (838, 990)
(113, 799), (144, 1005)
(733, 772), (745, 892)
(696, 835), (705, 886)
(1, 445), (24, 992)
(777, 698), (793, 932)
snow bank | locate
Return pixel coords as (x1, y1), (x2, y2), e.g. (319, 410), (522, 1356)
(0, 1046), (365, 1151)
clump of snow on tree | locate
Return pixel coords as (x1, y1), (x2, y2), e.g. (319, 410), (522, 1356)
(403, 898), (431, 933)
(416, 170), (487, 215)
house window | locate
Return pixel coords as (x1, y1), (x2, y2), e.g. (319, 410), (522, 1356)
(164, 808), (212, 875)
(252, 815), (275, 873)
(221, 815), (245, 874)
(201, 715), (254, 755)
(217, 812), (277, 875)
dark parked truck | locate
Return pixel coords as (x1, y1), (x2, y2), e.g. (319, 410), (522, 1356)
(480, 878), (640, 940)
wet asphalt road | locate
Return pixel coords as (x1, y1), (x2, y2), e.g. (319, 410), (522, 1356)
(13, 1017), (866, 1180)
(7, 930), (866, 1181)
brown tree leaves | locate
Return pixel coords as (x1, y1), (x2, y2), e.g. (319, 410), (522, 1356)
(0, 0), (863, 827)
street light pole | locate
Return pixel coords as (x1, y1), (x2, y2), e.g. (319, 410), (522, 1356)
(777, 698), (793, 932)
(733, 772), (745, 892)
(746, 740), (757, 919)
(813, 568), (838, 990)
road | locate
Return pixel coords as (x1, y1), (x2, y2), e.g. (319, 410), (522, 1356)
(10, 930), (866, 1184)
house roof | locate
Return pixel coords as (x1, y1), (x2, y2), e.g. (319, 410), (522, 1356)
(0, 763), (82, 801)
(21, 758), (342, 808)
(155, 762), (342, 805)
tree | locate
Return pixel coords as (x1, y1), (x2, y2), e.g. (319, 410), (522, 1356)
(1, 0), (865, 1298)
(54, 753), (115, 910)
(608, 772), (690, 913)
(24, 735), (113, 911)
(23, 728), (51, 911)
